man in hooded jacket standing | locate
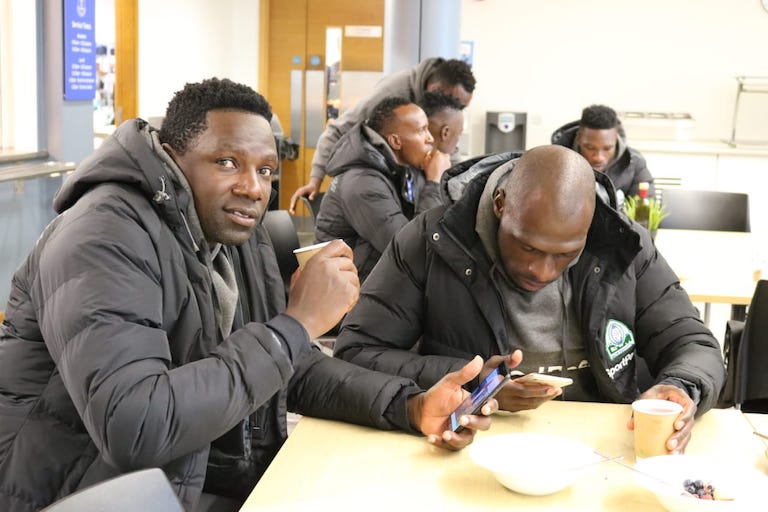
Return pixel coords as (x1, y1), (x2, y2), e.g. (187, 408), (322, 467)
(0, 78), (500, 512)
(289, 57), (475, 213)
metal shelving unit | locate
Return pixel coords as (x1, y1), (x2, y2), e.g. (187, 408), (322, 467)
(728, 76), (768, 146)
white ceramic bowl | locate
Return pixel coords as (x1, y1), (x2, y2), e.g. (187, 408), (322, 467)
(468, 432), (602, 496)
(634, 455), (768, 511)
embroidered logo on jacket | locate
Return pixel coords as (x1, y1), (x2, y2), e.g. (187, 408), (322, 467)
(605, 319), (635, 361)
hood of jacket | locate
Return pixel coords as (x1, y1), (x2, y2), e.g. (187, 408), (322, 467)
(409, 57), (445, 103)
(550, 119), (629, 168)
(441, 150), (620, 209)
(438, 151), (628, 265)
(325, 122), (410, 181)
(53, 119), (198, 248)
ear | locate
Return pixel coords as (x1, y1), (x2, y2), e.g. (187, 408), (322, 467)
(440, 124), (450, 141)
(387, 133), (402, 150)
(492, 188), (505, 219)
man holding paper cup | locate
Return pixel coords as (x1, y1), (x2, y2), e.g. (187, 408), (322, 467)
(0, 79), (502, 511)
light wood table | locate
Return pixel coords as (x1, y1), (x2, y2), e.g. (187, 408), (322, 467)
(744, 412), (768, 452)
(654, 229), (762, 322)
(240, 402), (768, 511)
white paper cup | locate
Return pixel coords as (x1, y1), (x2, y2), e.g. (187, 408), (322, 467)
(632, 399), (683, 459)
(293, 241), (331, 269)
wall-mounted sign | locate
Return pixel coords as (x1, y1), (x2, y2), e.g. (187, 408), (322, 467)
(460, 40), (474, 66)
(63, 0), (96, 101)
(344, 25), (382, 38)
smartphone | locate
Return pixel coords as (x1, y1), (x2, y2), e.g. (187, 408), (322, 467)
(450, 362), (511, 433)
(514, 373), (573, 388)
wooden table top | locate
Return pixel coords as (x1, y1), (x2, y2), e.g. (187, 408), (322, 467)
(241, 402), (768, 511)
(654, 229), (761, 305)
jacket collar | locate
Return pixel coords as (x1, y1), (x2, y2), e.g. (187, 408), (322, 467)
(437, 152), (640, 271)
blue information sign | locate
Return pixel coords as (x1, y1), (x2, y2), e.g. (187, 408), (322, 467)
(63, 0), (96, 101)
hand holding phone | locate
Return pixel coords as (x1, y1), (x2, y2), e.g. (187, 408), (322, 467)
(450, 362), (511, 432)
(514, 373), (573, 388)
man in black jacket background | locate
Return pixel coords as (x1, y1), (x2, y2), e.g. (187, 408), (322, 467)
(335, 145), (725, 458)
(314, 96), (451, 282)
(0, 78), (499, 512)
(420, 91), (465, 156)
(551, 104), (655, 206)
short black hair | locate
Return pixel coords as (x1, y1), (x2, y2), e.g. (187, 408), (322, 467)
(159, 77), (272, 153)
(430, 59), (476, 93)
(580, 104), (620, 130)
(419, 91), (463, 118)
(366, 96), (412, 134)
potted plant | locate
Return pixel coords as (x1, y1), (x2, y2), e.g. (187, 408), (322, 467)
(623, 194), (669, 239)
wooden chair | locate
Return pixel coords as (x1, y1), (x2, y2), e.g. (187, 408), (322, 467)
(658, 189), (750, 232)
(41, 468), (183, 512)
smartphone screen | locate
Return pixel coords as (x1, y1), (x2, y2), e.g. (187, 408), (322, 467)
(450, 362), (510, 432)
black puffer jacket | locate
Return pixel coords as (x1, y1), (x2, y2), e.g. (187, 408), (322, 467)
(314, 122), (442, 282)
(0, 120), (420, 511)
(552, 120), (655, 199)
(335, 153), (725, 412)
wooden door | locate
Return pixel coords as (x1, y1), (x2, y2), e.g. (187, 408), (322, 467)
(261, 0), (385, 211)
(113, 0), (137, 126)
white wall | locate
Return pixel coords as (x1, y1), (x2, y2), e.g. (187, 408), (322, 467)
(1, 0), (38, 151)
(137, 0), (260, 120)
(95, 0), (114, 46)
(460, 0), (768, 154)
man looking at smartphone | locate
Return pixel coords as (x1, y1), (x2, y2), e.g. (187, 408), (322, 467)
(0, 78), (498, 512)
(334, 145), (725, 456)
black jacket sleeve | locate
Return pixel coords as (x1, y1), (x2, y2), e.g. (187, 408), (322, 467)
(335, 214), (468, 389)
(36, 203), (311, 471)
(631, 227), (725, 415)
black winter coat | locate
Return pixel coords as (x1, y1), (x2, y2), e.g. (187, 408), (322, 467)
(335, 153), (725, 412)
(0, 120), (419, 511)
(315, 123), (442, 282)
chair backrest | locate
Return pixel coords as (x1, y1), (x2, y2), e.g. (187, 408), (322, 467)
(718, 279), (768, 411)
(299, 191), (325, 224)
(263, 209), (300, 289)
(740, 279), (768, 410)
(658, 189), (750, 232)
(41, 468), (183, 512)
